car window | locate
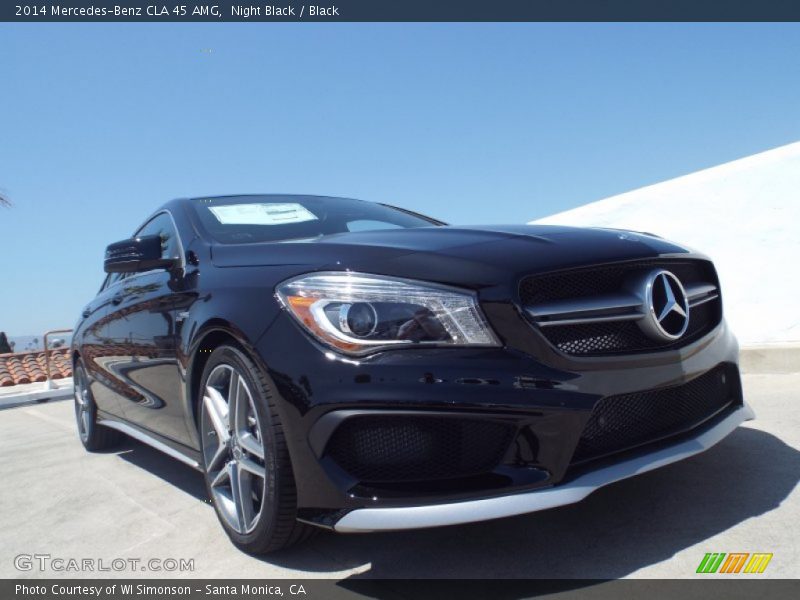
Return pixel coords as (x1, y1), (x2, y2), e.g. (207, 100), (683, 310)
(135, 212), (180, 260)
(190, 196), (442, 244)
(346, 219), (404, 233)
(107, 272), (125, 288)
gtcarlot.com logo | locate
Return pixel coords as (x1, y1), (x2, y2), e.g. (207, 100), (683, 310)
(696, 552), (773, 574)
(14, 553), (195, 573)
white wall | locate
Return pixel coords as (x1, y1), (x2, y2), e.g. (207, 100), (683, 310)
(533, 142), (800, 345)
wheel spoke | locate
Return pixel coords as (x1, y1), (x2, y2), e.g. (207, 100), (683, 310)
(206, 441), (228, 474)
(238, 432), (264, 460)
(233, 379), (259, 452)
(74, 375), (88, 407)
(238, 454), (266, 479)
(236, 463), (256, 527)
(203, 386), (230, 442)
(80, 409), (91, 434)
(210, 460), (231, 488)
(228, 370), (241, 433)
(229, 462), (245, 531)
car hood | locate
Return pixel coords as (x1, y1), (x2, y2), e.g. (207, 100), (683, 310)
(210, 224), (693, 288)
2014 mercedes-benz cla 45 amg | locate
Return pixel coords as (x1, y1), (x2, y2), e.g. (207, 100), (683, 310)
(72, 195), (753, 553)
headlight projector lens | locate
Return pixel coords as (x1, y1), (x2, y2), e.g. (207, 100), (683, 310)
(340, 302), (378, 337)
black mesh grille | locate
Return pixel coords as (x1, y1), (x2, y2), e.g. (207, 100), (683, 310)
(520, 259), (721, 356)
(571, 364), (737, 464)
(325, 416), (515, 483)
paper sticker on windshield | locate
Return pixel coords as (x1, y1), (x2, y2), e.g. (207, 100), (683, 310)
(209, 203), (318, 226)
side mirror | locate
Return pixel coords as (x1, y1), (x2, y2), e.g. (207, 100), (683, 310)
(104, 235), (177, 273)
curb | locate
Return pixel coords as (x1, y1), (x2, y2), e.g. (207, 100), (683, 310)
(739, 344), (800, 374)
(0, 379), (73, 410)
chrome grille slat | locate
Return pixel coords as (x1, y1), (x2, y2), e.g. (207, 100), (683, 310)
(685, 282), (720, 308)
(527, 292), (643, 319)
(689, 293), (720, 308)
(537, 312), (644, 327)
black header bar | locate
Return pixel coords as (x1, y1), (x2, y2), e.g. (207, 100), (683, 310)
(4, 1), (800, 22)
(4, 579), (800, 600)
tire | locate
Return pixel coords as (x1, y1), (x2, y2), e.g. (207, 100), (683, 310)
(73, 359), (123, 451)
(198, 344), (316, 553)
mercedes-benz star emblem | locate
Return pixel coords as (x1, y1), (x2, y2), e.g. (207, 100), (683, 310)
(639, 270), (690, 342)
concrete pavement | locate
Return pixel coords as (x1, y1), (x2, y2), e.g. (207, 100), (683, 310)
(1, 373), (797, 579)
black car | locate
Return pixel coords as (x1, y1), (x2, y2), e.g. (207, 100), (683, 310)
(72, 194), (753, 553)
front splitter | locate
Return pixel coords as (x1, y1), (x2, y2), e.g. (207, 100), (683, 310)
(334, 403), (755, 532)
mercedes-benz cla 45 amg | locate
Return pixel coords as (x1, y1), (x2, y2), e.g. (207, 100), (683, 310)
(72, 195), (753, 553)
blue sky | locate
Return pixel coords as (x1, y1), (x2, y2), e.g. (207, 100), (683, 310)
(2, 23), (800, 335)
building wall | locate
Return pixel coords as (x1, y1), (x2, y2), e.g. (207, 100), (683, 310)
(533, 142), (800, 345)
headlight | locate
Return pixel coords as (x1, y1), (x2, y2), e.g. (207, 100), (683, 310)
(276, 272), (500, 355)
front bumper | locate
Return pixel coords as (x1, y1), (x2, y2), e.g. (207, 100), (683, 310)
(257, 312), (747, 530)
(334, 403), (754, 531)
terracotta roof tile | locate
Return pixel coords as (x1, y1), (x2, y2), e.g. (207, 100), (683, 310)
(0, 348), (72, 387)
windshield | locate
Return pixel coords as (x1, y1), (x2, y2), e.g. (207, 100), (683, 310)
(190, 195), (442, 244)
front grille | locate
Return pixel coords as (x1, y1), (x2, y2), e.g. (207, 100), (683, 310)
(543, 299), (717, 355)
(520, 259), (722, 356)
(571, 364), (738, 464)
(325, 415), (515, 483)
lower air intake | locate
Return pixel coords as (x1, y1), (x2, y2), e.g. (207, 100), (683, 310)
(325, 415), (515, 483)
(571, 364), (739, 464)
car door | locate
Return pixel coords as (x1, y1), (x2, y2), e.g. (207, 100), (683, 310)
(103, 212), (190, 443)
(79, 274), (127, 417)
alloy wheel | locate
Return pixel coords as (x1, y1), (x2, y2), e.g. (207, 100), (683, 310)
(201, 364), (267, 535)
(73, 368), (91, 442)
